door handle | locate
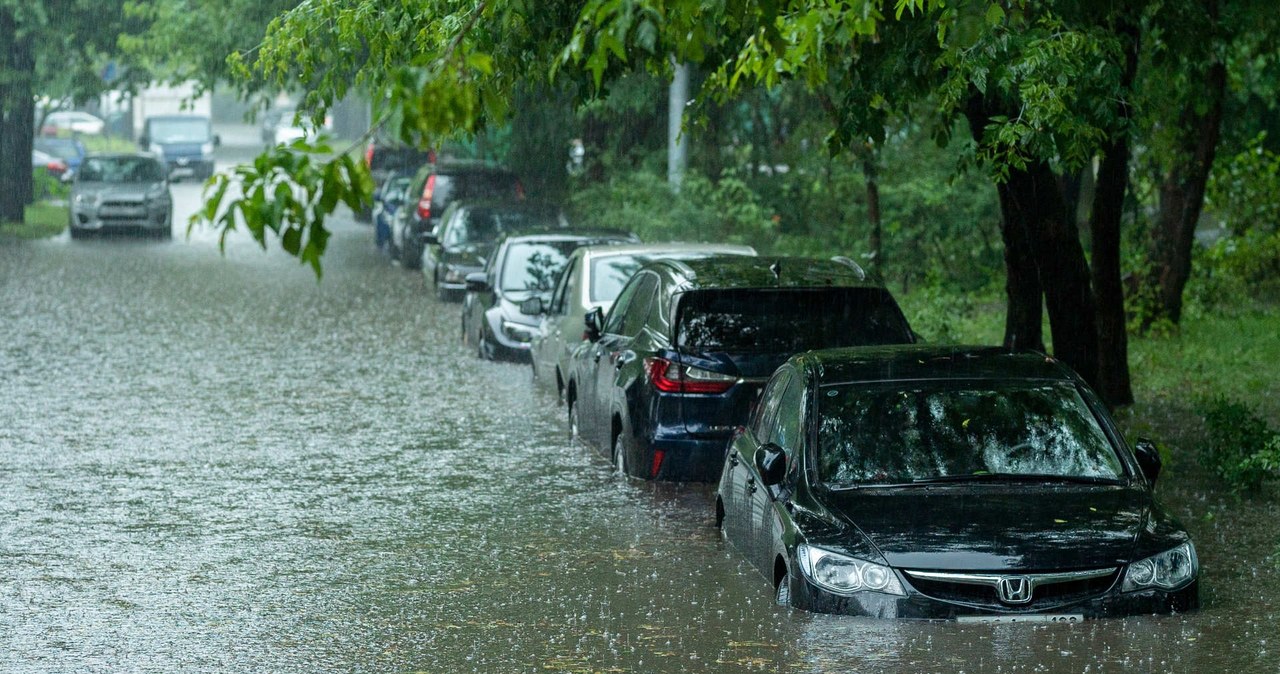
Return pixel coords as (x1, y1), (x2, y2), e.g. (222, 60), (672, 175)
(728, 452), (739, 467)
(747, 477), (757, 494)
(593, 348), (603, 363)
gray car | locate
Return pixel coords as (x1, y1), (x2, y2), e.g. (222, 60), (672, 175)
(69, 153), (173, 239)
(526, 242), (756, 399)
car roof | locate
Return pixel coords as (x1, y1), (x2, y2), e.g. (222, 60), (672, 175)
(145, 115), (209, 122)
(429, 160), (516, 175)
(499, 229), (636, 245)
(795, 345), (1078, 386)
(650, 255), (881, 291)
(452, 199), (559, 213)
(83, 152), (162, 160)
(574, 242), (757, 261)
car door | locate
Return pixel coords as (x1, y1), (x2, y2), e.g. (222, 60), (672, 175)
(578, 274), (646, 450)
(425, 204), (461, 279)
(536, 253), (577, 385)
(724, 370), (784, 549)
(752, 369), (805, 573)
(601, 272), (659, 450)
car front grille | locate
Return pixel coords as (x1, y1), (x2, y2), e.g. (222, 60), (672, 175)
(902, 567), (1120, 610)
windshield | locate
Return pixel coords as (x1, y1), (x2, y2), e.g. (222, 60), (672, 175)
(816, 381), (1125, 487)
(77, 157), (166, 183)
(499, 240), (582, 293)
(148, 119), (210, 143)
(676, 287), (912, 352)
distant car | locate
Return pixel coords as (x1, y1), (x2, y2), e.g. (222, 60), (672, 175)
(34, 137), (87, 177)
(68, 153), (172, 239)
(526, 242), (757, 399)
(461, 230), (638, 362)
(32, 149), (68, 180)
(359, 141), (434, 222)
(423, 201), (568, 301)
(139, 115), (219, 181)
(390, 162), (523, 270)
(41, 110), (105, 136)
(372, 171), (415, 253)
(566, 256), (915, 482)
(718, 345), (1199, 619)
(262, 109), (330, 147)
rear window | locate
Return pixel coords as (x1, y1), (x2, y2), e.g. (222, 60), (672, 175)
(433, 172), (518, 208)
(676, 288), (912, 352)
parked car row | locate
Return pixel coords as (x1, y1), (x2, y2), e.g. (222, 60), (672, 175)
(363, 157), (1200, 622)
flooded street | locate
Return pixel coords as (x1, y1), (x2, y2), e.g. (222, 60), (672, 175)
(1, 181), (1277, 673)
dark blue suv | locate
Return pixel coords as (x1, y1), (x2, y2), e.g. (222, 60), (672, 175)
(565, 256), (916, 481)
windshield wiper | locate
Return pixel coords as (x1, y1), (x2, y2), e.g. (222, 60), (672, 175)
(908, 473), (1124, 486)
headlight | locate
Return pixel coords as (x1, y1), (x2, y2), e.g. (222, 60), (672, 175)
(1122, 542), (1198, 592)
(201, 141), (215, 157)
(148, 143), (164, 156)
(444, 268), (465, 283)
(501, 320), (536, 343)
(146, 184), (168, 200)
(797, 545), (905, 596)
(73, 193), (100, 207)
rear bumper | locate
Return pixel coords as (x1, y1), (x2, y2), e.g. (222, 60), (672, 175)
(648, 435), (732, 482)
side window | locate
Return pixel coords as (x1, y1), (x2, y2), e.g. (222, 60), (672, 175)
(754, 369), (793, 444)
(550, 257), (578, 315)
(443, 211), (464, 246)
(619, 273), (658, 337)
(603, 275), (644, 334)
(772, 373), (807, 457)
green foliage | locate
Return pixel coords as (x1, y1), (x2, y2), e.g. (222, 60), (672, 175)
(32, 170), (68, 202)
(0, 201), (66, 240)
(1200, 397), (1280, 494)
(1207, 133), (1280, 237)
(567, 168), (775, 248)
(191, 139), (372, 277)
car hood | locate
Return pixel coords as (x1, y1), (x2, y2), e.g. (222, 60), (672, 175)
(812, 485), (1150, 571)
(74, 183), (163, 200)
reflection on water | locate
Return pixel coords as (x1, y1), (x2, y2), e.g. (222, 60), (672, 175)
(0, 217), (1276, 673)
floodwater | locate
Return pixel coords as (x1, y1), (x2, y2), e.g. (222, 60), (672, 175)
(1, 179), (1277, 673)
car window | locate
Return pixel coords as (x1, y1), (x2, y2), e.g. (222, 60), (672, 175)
(772, 373), (806, 456)
(498, 240), (581, 293)
(603, 275), (644, 335)
(816, 381), (1125, 486)
(619, 273), (658, 337)
(550, 256), (578, 316)
(78, 157), (165, 183)
(754, 368), (793, 443)
(676, 287), (912, 352)
(590, 254), (647, 303)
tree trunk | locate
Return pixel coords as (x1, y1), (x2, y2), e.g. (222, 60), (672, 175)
(1147, 60), (1226, 326)
(966, 94), (1044, 352)
(0, 8), (36, 222)
(1088, 21), (1139, 408)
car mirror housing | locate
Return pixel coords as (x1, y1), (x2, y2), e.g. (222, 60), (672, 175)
(464, 272), (490, 293)
(755, 443), (787, 487)
(1134, 437), (1162, 484)
(520, 296), (544, 316)
(422, 231), (439, 245)
(583, 307), (604, 342)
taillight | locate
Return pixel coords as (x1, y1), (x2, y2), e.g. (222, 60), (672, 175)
(364, 143), (374, 167)
(651, 450), (666, 478)
(515, 179), (525, 200)
(47, 160), (67, 172)
(644, 357), (737, 395)
(416, 174), (436, 219)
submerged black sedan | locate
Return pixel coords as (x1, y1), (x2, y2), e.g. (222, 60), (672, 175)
(717, 345), (1198, 620)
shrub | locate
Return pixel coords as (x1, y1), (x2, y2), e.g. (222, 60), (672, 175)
(1200, 396), (1280, 494)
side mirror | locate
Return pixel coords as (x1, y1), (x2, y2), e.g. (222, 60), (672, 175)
(464, 272), (490, 293)
(755, 443), (787, 487)
(138, 135), (149, 147)
(213, 134), (222, 147)
(520, 296), (544, 316)
(583, 307), (604, 342)
(1134, 437), (1162, 484)
(422, 231), (439, 245)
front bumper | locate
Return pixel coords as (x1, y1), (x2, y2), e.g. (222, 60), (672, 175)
(71, 203), (171, 232)
(787, 572), (1199, 619)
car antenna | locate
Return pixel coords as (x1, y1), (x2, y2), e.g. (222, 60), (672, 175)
(770, 260), (782, 284)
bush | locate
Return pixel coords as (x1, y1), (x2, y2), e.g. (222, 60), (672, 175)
(1200, 396), (1280, 494)
(33, 169), (68, 201)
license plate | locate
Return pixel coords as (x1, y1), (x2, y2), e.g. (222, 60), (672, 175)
(957, 614), (1084, 624)
(177, 158), (190, 166)
(101, 208), (143, 217)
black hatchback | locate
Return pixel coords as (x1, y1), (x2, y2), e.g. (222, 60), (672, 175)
(390, 161), (522, 270)
(566, 256), (915, 482)
(717, 345), (1199, 620)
